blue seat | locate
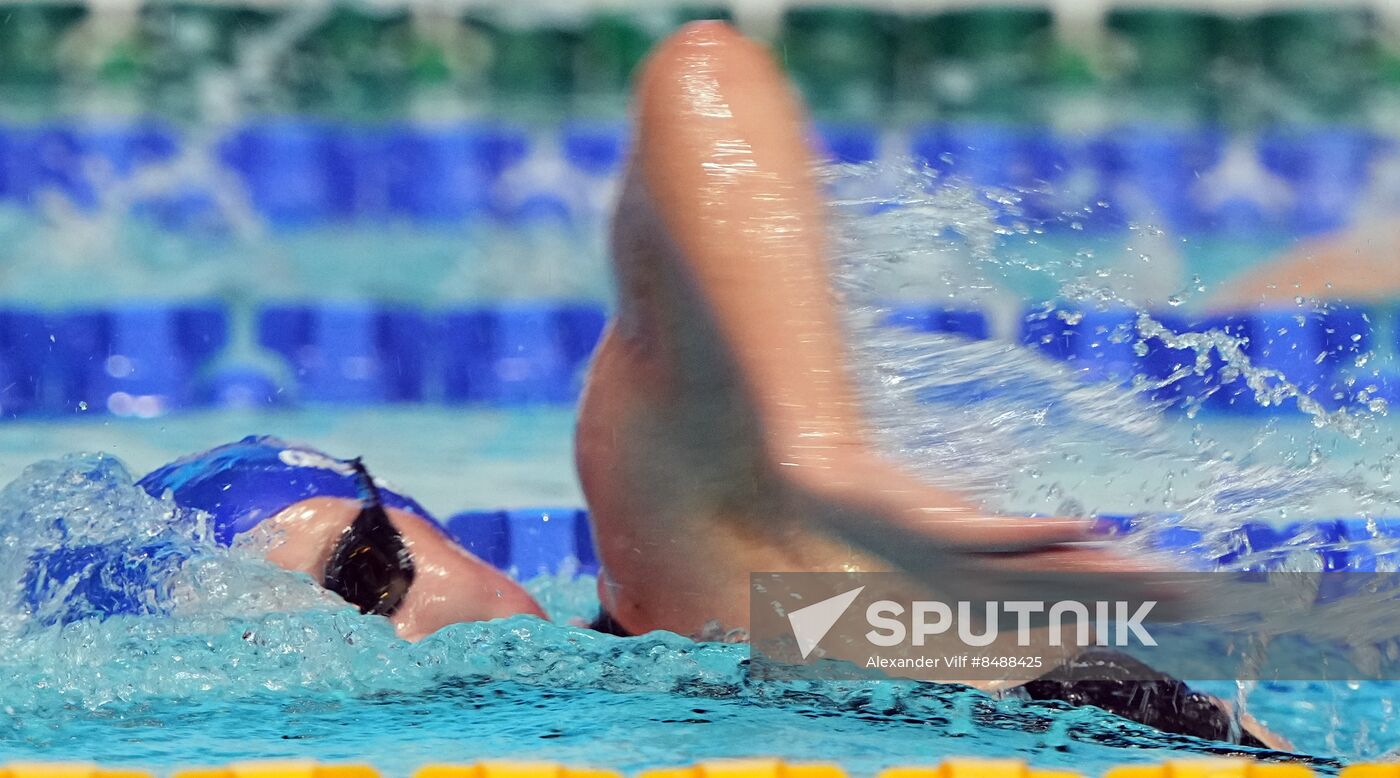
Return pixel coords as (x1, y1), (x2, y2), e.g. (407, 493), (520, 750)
(1098, 126), (1223, 234)
(561, 122), (628, 177)
(219, 120), (340, 227)
(1258, 129), (1379, 237)
(507, 508), (593, 579)
(198, 365), (284, 409)
(1326, 369), (1400, 412)
(1334, 518), (1400, 573)
(3, 126), (85, 209)
(1049, 133), (1125, 233)
(0, 310), (54, 418)
(1203, 310), (1330, 414)
(0, 122), (178, 211)
(1097, 516), (1371, 577)
(1138, 311), (1212, 407)
(1091, 514), (1141, 536)
(444, 510), (511, 570)
(75, 122), (179, 174)
(328, 125), (395, 221)
(384, 123), (526, 222)
(1020, 304), (1079, 361)
(57, 304), (227, 417)
(1021, 304), (1142, 384)
(439, 302), (606, 405)
(1070, 308), (1140, 384)
(132, 185), (230, 234)
(556, 303), (609, 371)
(914, 123), (1069, 225)
(258, 303), (429, 405)
(1141, 524), (1216, 570)
(1318, 304), (1372, 370)
(444, 508), (597, 579)
(1217, 521), (1294, 571)
(814, 123), (880, 165)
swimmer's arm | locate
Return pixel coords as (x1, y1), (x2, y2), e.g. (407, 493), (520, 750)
(1211, 227), (1400, 309)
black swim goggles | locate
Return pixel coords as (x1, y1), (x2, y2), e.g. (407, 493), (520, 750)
(322, 458), (416, 617)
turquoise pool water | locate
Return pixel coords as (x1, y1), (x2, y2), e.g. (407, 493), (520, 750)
(0, 407), (1397, 775)
(0, 407), (1392, 520)
(4, 149), (1400, 776)
(0, 408), (582, 514)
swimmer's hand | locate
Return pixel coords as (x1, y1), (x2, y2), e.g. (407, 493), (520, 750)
(1204, 695), (1294, 752)
(786, 452), (1174, 605)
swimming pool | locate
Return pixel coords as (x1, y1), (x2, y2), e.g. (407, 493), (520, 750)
(6, 0), (1400, 771)
(6, 199), (1400, 775)
(0, 405), (1395, 776)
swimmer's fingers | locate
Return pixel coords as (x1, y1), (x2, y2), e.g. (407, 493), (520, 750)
(955, 546), (1191, 618)
(898, 513), (1097, 553)
(790, 473), (1184, 607)
(826, 513), (1182, 605)
(844, 510), (1102, 559)
(791, 459), (1098, 554)
(969, 543), (1153, 575)
(800, 491), (1093, 555)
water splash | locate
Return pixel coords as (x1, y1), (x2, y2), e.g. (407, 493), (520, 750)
(5, 156), (1400, 767)
(825, 160), (1400, 547)
(0, 455), (1360, 771)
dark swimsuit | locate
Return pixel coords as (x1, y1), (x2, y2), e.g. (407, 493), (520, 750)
(1021, 650), (1268, 748)
(590, 608), (633, 638)
(592, 609), (1265, 748)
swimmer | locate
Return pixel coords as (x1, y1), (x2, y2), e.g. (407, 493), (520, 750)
(132, 22), (1284, 750)
(139, 437), (1282, 750)
(138, 436), (544, 641)
(573, 22), (1279, 749)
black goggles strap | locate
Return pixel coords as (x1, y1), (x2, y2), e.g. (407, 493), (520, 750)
(323, 458), (416, 617)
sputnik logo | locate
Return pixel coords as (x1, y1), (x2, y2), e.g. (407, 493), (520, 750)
(787, 586), (864, 659)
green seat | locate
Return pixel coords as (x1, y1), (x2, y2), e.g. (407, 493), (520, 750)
(896, 6), (1054, 122)
(1258, 8), (1376, 120)
(0, 4), (86, 97)
(1105, 8), (1227, 123)
(777, 6), (894, 120)
(280, 8), (414, 118)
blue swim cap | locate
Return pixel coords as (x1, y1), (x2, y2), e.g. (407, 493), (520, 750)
(137, 435), (434, 545)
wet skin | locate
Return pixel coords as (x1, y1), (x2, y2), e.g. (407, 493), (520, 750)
(1211, 223), (1400, 309)
(576, 22), (1155, 640)
(249, 22), (1154, 646)
(246, 498), (544, 641)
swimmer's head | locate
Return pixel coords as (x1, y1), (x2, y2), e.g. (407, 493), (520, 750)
(138, 436), (436, 544)
(139, 437), (545, 638)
